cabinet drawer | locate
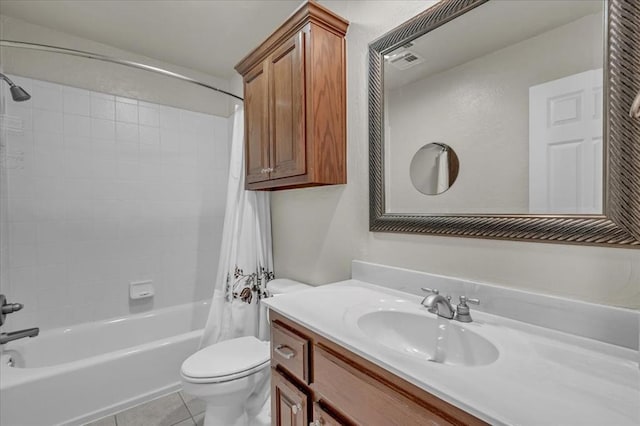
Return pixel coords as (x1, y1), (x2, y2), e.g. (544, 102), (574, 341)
(313, 345), (485, 426)
(271, 320), (310, 384)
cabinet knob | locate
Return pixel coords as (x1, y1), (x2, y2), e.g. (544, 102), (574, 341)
(292, 403), (302, 415)
(310, 420), (324, 426)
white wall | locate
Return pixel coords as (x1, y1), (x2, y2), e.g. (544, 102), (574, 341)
(1, 75), (229, 330)
(271, 0), (640, 310)
(0, 14), (235, 117)
(387, 13), (602, 214)
(0, 14), (238, 330)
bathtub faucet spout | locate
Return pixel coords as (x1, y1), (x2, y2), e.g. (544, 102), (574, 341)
(0, 327), (39, 345)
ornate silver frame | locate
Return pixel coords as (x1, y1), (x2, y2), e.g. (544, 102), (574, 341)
(369, 0), (640, 248)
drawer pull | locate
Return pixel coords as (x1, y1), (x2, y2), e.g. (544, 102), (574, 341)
(292, 403), (302, 415)
(275, 344), (296, 359)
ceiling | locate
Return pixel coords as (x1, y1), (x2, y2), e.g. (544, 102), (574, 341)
(0, 0), (303, 79)
(385, 0), (603, 89)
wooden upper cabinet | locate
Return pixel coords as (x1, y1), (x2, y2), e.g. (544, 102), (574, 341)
(235, 1), (348, 190)
(244, 61), (270, 184)
(270, 32), (306, 181)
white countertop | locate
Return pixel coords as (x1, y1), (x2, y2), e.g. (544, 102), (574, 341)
(263, 280), (640, 426)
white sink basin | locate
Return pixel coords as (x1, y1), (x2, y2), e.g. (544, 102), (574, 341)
(357, 310), (499, 366)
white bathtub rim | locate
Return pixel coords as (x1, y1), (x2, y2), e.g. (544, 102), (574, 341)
(1, 298), (209, 387)
(1, 328), (203, 388)
(16, 298), (210, 341)
(0, 299), (209, 368)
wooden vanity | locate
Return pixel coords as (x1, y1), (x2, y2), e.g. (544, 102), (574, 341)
(269, 310), (486, 426)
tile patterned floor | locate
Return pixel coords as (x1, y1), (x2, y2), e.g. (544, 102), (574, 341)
(84, 391), (206, 426)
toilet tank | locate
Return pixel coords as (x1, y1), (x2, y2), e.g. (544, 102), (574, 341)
(266, 279), (311, 296)
(261, 279), (310, 340)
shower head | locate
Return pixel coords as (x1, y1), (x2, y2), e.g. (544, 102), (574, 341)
(0, 72), (31, 102)
(10, 85), (31, 102)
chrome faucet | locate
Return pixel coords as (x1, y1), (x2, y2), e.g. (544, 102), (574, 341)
(421, 288), (480, 322)
(420, 288), (455, 319)
(454, 295), (480, 323)
(0, 327), (39, 345)
(0, 294), (39, 345)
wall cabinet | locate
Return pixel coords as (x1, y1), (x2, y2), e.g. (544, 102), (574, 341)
(235, 1), (348, 190)
(269, 310), (488, 426)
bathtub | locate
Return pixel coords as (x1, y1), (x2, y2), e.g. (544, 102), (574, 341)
(0, 300), (209, 426)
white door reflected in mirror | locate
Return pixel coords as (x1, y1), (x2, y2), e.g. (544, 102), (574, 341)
(529, 69), (603, 214)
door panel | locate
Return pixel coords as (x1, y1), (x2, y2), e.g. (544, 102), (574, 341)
(272, 369), (308, 426)
(244, 61), (270, 184)
(529, 69), (603, 214)
(269, 31), (306, 180)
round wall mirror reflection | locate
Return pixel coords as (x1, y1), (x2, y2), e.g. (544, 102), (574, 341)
(409, 143), (459, 195)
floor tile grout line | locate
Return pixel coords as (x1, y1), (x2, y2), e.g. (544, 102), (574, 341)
(178, 390), (200, 423)
(174, 391), (195, 426)
(88, 391), (197, 426)
(177, 390), (196, 423)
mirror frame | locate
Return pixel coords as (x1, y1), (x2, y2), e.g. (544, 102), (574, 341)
(369, 0), (640, 248)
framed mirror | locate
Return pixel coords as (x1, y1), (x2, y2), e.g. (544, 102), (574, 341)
(369, 0), (640, 247)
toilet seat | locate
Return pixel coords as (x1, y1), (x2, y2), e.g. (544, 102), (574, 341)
(181, 336), (270, 384)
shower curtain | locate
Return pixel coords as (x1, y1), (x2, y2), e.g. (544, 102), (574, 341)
(200, 105), (274, 347)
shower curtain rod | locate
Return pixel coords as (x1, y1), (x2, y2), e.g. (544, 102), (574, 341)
(0, 40), (244, 102)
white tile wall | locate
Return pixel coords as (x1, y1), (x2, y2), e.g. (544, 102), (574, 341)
(1, 75), (229, 330)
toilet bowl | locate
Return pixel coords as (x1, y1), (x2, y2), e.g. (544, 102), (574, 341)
(180, 279), (310, 426)
(181, 336), (271, 426)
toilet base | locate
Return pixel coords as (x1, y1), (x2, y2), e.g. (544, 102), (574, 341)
(200, 389), (271, 426)
(203, 403), (248, 426)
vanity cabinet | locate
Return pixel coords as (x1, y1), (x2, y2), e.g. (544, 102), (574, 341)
(269, 310), (487, 426)
(272, 369), (309, 426)
(235, 1), (348, 191)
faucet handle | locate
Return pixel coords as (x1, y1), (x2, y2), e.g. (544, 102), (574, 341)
(421, 287), (439, 294)
(459, 295), (479, 306)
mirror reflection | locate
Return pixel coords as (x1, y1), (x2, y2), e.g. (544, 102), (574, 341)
(384, 0), (604, 215)
(410, 143), (459, 195)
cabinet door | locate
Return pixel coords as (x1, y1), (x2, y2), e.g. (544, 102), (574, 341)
(312, 402), (347, 426)
(272, 369), (308, 426)
(269, 31), (306, 180)
(244, 61), (270, 184)
(314, 345), (482, 426)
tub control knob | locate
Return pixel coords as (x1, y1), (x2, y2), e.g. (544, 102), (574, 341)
(0, 294), (24, 326)
(1, 302), (23, 315)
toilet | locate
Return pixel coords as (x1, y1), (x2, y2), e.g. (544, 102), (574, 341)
(180, 279), (310, 426)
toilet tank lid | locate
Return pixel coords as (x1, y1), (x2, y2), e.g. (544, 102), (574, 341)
(181, 336), (269, 379)
(266, 278), (311, 295)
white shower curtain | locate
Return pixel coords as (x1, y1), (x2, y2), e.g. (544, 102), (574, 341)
(200, 105), (274, 348)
